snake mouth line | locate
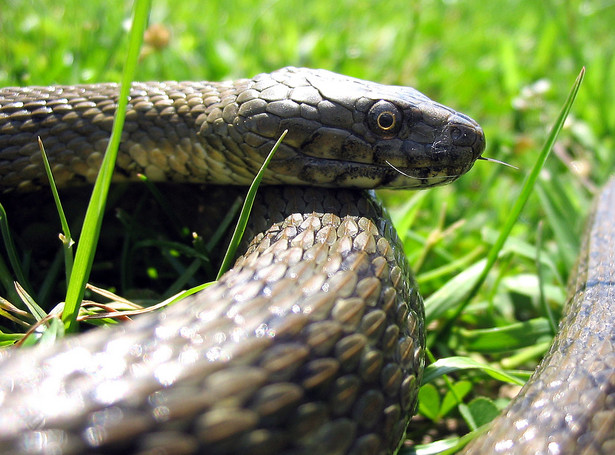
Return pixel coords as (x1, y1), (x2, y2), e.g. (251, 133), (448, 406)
(283, 154), (471, 188)
(383, 160), (466, 181)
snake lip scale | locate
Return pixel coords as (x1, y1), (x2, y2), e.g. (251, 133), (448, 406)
(0, 68), (493, 454)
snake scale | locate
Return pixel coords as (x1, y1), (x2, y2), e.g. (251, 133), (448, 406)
(0, 67), (612, 454)
(463, 176), (615, 454)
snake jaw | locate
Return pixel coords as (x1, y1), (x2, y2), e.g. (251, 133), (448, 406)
(263, 117), (484, 189)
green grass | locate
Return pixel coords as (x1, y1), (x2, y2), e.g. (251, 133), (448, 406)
(1, 0), (614, 452)
(62, 0), (151, 332)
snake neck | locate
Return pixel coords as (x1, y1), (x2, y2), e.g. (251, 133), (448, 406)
(0, 77), (255, 189)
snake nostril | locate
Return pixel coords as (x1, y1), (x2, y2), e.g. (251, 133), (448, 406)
(450, 124), (485, 154)
(450, 125), (473, 145)
(450, 126), (462, 141)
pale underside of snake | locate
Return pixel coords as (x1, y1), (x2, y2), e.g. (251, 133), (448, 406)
(0, 67), (612, 455)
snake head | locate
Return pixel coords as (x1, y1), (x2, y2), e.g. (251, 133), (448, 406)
(217, 67), (485, 189)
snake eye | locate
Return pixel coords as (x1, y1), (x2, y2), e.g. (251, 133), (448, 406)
(367, 101), (402, 138)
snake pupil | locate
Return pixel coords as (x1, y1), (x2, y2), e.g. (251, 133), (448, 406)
(378, 112), (395, 130)
(367, 100), (402, 138)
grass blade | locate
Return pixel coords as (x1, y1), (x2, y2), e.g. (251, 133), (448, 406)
(439, 67), (585, 334)
(0, 204), (34, 299)
(14, 281), (46, 321)
(456, 317), (552, 352)
(62, 0), (151, 332)
(38, 138), (75, 282)
(422, 356), (525, 386)
(216, 130), (288, 280)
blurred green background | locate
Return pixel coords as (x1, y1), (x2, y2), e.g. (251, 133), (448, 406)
(1, 0), (614, 449)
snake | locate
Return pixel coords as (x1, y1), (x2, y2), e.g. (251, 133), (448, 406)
(0, 66), (611, 454)
(462, 176), (615, 454)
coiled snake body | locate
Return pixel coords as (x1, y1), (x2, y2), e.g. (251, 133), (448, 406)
(0, 67), (612, 454)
